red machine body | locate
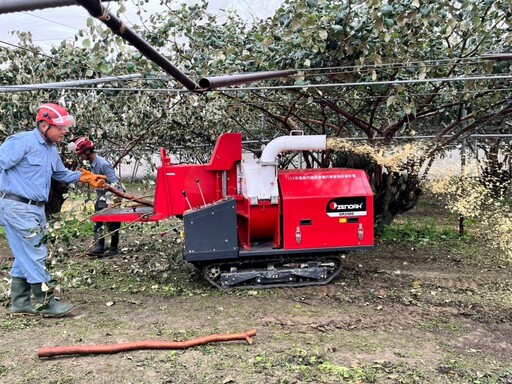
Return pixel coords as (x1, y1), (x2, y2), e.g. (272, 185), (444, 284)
(93, 133), (374, 289)
(279, 168), (373, 250)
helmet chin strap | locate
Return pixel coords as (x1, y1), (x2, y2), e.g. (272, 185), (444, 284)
(37, 122), (55, 145)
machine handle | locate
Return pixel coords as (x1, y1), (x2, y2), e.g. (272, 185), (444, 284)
(195, 179), (207, 206)
(182, 191), (192, 209)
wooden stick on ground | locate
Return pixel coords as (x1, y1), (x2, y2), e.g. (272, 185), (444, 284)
(37, 329), (256, 358)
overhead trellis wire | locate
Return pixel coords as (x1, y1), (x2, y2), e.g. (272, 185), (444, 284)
(0, 74), (143, 93)
(1, 73), (511, 94)
(3, 87), (512, 105)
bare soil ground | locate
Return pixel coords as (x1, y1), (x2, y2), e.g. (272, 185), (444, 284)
(0, 197), (511, 384)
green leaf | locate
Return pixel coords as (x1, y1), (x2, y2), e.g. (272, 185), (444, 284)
(291, 17), (302, 31)
(99, 63), (109, 73)
(381, 5), (393, 16)
(306, 0), (318, 8)
(387, 96), (397, 107)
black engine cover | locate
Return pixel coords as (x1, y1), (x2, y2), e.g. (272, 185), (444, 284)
(183, 198), (238, 262)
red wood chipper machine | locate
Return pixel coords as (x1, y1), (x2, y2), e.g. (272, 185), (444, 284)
(37, 0), (375, 289)
(92, 133), (374, 289)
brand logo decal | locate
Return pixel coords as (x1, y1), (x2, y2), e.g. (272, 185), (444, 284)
(326, 197), (367, 217)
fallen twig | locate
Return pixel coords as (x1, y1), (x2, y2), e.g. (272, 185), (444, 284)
(37, 329), (256, 358)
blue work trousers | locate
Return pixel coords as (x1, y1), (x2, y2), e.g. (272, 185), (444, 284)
(94, 199), (120, 238)
(0, 198), (50, 283)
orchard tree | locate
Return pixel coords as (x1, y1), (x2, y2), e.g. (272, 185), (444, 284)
(0, 0), (511, 232)
(140, 0), (511, 230)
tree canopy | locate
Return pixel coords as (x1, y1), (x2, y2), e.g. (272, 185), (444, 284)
(0, 0), (510, 229)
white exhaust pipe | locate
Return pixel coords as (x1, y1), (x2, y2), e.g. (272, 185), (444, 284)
(242, 134), (327, 204)
(260, 135), (327, 165)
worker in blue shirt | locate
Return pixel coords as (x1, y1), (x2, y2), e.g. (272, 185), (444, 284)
(0, 103), (107, 318)
(73, 137), (123, 257)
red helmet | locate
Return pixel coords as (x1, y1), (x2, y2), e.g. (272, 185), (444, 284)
(36, 103), (75, 128)
(74, 137), (95, 155)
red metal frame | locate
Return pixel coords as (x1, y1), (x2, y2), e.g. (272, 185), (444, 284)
(92, 133), (242, 223)
(236, 199), (280, 250)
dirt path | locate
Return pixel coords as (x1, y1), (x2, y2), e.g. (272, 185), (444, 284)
(1, 225), (511, 383)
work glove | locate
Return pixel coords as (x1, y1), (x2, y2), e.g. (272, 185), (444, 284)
(79, 169), (107, 189)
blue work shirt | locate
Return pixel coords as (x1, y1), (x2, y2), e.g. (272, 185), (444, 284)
(91, 155), (122, 199)
(0, 128), (81, 202)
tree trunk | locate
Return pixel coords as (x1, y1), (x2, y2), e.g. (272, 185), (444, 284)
(373, 170), (422, 235)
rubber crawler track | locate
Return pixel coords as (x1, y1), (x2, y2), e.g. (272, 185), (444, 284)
(202, 255), (343, 290)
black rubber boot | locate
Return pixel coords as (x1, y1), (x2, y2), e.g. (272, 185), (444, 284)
(31, 283), (75, 318)
(105, 231), (119, 256)
(10, 277), (38, 316)
(88, 233), (105, 256)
